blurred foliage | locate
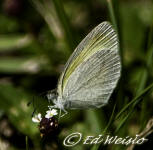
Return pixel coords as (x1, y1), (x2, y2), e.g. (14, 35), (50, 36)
(0, 0), (153, 150)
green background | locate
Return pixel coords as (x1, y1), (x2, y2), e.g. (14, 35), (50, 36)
(0, 0), (153, 150)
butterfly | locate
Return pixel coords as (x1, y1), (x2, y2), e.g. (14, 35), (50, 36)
(46, 21), (121, 117)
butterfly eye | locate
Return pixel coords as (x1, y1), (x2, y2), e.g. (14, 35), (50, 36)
(46, 93), (56, 101)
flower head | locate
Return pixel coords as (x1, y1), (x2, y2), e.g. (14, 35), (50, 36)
(32, 113), (42, 123)
(45, 109), (58, 119)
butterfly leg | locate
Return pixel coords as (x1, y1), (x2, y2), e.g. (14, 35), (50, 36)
(61, 109), (68, 118)
(48, 105), (58, 110)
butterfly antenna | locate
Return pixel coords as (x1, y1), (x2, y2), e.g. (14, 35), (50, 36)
(32, 108), (36, 117)
(27, 94), (35, 107)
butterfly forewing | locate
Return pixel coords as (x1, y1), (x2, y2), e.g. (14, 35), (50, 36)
(57, 21), (121, 109)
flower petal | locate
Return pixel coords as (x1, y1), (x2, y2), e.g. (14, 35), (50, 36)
(45, 114), (50, 119)
(45, 109), (58, 119)
(51, 109), (58, 115)
(32, 113), (42, 123)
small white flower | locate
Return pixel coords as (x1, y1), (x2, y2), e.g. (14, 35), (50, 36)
(45, 109), (58, 118)
(32, 113), (42, 123)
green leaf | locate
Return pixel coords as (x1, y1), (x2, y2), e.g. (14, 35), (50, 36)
(0, 57), (41, 73)
(0, 84), (38, 137)
(0, 35), (32, 51)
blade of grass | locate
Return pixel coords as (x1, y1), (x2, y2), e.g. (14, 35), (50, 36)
(26, 136), (29, 150)
(0, 57), (42, 73)
(115, 82), (153, 133)
(32, 0), (76, 55)
(102, 103), (117, 134)
(91, 104), (116, 150)
(105, 0), (123, 59)
(0, 34), (32, 51)
(52, 0), (76, 51)
(147, 25), (153, 50)
(106, 0), (118, 32)
(31, 0), (59, 41)
(31, 0), (71, 59)
(115, 44), (153, 134)
(139, 26), (153, 128)
(136, 24), (153, 95)
(146, 44), (153, 68)
(114, 109), (133, 134)
(105, 0), (125, 111)
(115, 82), (153, 120)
